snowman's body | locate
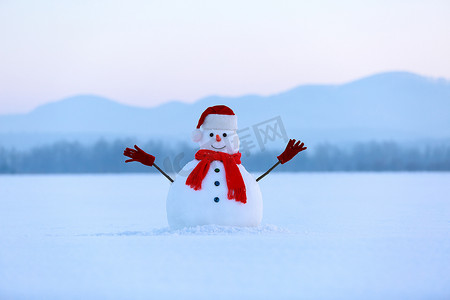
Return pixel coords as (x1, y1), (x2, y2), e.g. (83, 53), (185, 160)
(166, 159), (263, 228)
(125, 105), (304, 228)
(158, 105), (266, 228)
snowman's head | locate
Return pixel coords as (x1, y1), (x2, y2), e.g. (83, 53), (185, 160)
(191, 105), (240, 154)
(195, 128), (240, 154)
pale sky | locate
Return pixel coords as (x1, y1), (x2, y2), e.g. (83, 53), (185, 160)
(0, 0), (449, 114)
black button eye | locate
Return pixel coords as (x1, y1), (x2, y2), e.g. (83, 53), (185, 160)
(209, 133), (214, 137)
(223, 133), (227, 137)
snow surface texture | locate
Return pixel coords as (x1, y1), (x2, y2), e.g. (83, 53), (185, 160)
(0, 173), (449, 299)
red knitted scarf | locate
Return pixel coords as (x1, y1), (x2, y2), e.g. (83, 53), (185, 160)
(185, 150), (247, 204)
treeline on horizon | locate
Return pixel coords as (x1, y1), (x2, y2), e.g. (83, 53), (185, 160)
(0, 139), (449, 174)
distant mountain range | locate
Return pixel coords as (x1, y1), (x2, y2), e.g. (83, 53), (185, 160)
(1, 71), (449, 150)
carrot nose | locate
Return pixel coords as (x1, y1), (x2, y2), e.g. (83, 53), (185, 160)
(216, 134), (221, 142)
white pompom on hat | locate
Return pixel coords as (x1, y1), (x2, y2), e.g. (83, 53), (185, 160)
(191, 105), (238, 142)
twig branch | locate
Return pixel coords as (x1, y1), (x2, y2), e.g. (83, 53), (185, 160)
(256, 161), (281, 182)
(153, 163), (174, 183)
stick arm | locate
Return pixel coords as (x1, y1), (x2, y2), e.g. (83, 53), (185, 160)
(153, 163), (174, 183)
(255, 139), (307, 182)
(256, 160), (281, 182)
(124, 145), (174, 183)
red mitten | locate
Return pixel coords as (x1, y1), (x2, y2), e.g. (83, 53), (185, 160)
(277, 139), (307, 164)
(123, 145), (155, 166)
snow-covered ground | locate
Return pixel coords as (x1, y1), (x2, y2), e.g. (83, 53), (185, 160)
(0, 173), (449, 299)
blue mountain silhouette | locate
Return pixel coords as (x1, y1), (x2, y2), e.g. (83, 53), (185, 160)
(1, 71), (449, 149)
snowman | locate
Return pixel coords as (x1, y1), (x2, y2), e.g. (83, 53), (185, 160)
(124, 105), (306, 228)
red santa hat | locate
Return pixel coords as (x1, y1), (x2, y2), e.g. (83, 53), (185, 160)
(192, 105), (238, 142)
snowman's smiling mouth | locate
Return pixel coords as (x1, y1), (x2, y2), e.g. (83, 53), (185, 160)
(211, 145), (226, 150)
